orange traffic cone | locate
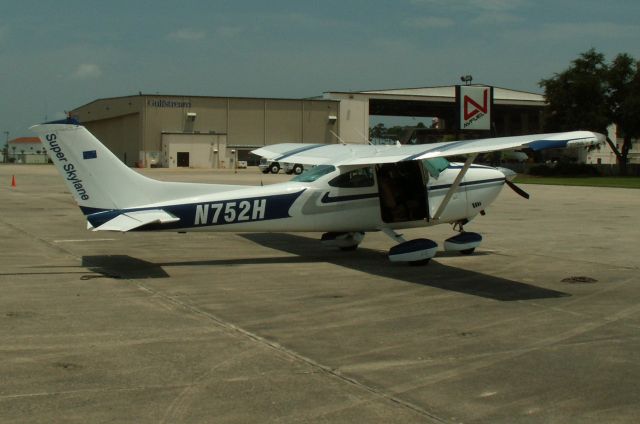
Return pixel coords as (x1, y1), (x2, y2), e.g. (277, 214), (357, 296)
(11, 175), (16, 187)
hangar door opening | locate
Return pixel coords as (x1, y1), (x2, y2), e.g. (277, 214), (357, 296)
(369, 99), (453, 145)
(176, 152), (190, 167)
(161, 133), (228, 168)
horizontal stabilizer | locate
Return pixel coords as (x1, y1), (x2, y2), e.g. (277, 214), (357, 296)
(93, 209), (179, 232)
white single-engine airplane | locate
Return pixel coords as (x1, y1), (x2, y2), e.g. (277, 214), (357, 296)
(32, 119), (604, 265)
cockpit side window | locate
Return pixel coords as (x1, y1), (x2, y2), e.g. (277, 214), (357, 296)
(422, 157), (450, 179)
(328, 167), (375, 188)
(291, 165), (336, 182)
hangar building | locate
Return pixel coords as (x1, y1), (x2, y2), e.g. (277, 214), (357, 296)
(323, 85), (545, 143)
(71, 95), (339, 168)
(71, 86), (545, 168)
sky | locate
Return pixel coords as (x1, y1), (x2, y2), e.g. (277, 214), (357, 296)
(1, 0), (639, 139)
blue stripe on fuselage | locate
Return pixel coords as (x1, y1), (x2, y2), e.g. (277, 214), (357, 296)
(320, 192), (379, 203)
(80, 206), (109, 216)
(447, 164), (494, 169)
(85, 190), (305, 230)
(430, 177), (505, 191)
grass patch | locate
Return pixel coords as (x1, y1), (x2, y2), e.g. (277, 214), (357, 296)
(514, 176), (640, 189)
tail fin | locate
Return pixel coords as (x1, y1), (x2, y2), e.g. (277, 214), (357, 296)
(31, 119), (163, 212)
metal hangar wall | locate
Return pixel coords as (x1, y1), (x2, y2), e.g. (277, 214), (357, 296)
(324, 85), (546, 144)
(71, 94), (340, 168)
(71, 85), (547, 168)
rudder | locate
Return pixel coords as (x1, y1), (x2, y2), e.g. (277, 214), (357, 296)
(31, 119), (158, 212)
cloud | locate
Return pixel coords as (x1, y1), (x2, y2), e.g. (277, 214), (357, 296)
(276, 12), (344, 29)
(410, 0), (524, 12)
(544, 21), (640, 39)
(408, 0), (525, 27)
(471, 11), (523, 26)
(215, 26), (245, 38)
(72, 63), (102, 79)
(506, 21), (640, 41)
(471, 0), (524, 12)
(167, 29), (206, 41)
(403, 16), (455, 29)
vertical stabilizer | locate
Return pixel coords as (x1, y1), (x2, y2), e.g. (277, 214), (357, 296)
(31, 121), (158, 211)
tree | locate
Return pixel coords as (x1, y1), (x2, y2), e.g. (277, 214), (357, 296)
(607, 53), (640, 173)
(540, 49), (640, 174)
(540, 49), (610, 133)
(370, 123), (385, 139)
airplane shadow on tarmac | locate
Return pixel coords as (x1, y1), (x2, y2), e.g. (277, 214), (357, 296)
(82, 233), (569, 302)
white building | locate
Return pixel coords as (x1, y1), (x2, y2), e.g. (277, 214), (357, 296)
(7, 137), (48, 164)
(580, 124), (640, 165)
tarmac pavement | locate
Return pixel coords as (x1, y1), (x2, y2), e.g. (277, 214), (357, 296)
(1, 164), (639, 423)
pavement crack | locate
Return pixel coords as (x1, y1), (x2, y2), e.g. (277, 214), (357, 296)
(17, 232), (450, 424)
(0, 384), (192, 401)
(133, 279), (451, 424)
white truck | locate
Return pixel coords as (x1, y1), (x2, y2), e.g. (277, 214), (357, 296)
(258, 158), (305, 175)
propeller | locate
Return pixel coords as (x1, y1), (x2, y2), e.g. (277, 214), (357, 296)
(505, 179), (530, 199)
(496, 166), (530, 199)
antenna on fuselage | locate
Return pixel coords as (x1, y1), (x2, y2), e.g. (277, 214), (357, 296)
(330, 130), (348, 145)
(354, 128), (372, 145)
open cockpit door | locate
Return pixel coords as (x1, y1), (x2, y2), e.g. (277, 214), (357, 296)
(376, 161), (428, 223)
(375, 156), (473, 225)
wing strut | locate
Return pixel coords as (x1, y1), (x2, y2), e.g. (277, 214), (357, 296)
(432, 154), (478, 221)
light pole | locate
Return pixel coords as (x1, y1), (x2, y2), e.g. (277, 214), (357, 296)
(460, 75), (473, 85)
(231, 149), (237, 174)
(3, 131), (8, 163)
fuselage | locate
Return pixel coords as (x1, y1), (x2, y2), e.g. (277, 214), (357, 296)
(30, 123), (602, 246)
(84, 163), (506, 234)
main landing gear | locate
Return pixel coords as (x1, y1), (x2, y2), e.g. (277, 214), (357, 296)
(383, 228), (438, 266)
(322, 224), (483, 266)
(383, 222), (483, 266)
(321, 232), (365, 251)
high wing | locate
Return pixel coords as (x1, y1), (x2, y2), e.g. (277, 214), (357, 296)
(252, 131), (604, 166)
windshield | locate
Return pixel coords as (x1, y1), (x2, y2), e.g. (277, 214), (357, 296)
(422, 157), (450, 179)
(291, 165), (336, 182)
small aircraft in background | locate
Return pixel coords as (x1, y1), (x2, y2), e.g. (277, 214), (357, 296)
(32, 119), (603, 265)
